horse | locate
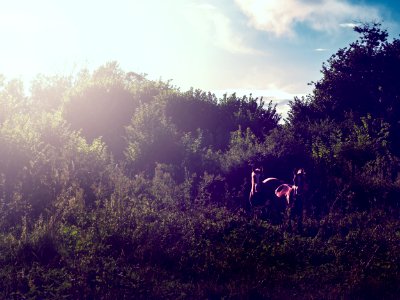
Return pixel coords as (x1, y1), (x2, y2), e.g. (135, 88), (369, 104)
(276, 169), (309, 233)
(248, 170), (289, 223)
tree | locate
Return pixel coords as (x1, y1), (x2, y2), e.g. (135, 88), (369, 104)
(219, 93), (280, 143)
(63, 63), (139, 160)
(165, 89), (219, 134)
(125, 101), (183, 175)
(286, 23), (400, 210)
(290, 23), (400, 129)
(0, 77), (27, 124)
(63, 62), (176, 160)
(30, 74), (72, 113)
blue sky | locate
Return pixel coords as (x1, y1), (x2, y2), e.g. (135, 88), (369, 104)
(1, 0), (399, 115)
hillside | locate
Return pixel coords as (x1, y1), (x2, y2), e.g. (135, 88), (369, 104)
(0, 23), (399, 299)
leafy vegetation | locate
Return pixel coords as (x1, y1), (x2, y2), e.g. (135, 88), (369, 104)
(0, 23), (399, 299)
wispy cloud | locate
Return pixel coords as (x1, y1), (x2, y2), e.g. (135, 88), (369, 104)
(339, 22), (361, 28)
(314, 48), (329, 52)
(234, 0), (381, 37)
(184, 3), (266, 55)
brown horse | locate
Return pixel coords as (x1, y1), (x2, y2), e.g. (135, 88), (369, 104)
(276, 169), (308, 232)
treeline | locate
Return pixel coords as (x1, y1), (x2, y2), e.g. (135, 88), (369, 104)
(0, 23), (399, 299)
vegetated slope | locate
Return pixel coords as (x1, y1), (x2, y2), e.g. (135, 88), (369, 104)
(0, 24), (399, 299)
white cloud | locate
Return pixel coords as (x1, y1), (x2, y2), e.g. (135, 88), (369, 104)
(184, 3), (266, 55)
(234, 0), (381, 37)
(314, 48), (329, 51)
(339, 22), (361, 28)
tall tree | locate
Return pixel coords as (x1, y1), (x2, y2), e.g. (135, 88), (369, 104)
(289, 22), (400, 154)
(63, 62), (173, 160)
(290, 23), (400, 124)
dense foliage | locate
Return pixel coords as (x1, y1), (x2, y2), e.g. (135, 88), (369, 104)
(1, 24), (399, 299)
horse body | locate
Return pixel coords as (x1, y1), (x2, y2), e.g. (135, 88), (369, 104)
(249, 176), (289, 223)
(249, 176), (293, 206)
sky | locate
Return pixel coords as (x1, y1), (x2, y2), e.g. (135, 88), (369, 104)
(1, 0), (400, 116)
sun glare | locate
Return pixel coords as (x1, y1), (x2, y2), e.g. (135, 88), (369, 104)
(0, 1), (216, 91)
